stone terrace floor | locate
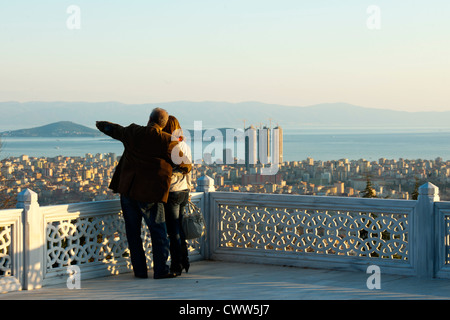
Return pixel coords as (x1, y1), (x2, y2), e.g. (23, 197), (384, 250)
(2, 260), (450, 301)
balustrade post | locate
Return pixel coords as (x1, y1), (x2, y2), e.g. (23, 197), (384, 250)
(196, 175), (216, 193)
(16, 189), (44, 290)
(196, 175), (216, 260)
(414, 182), (439, 278)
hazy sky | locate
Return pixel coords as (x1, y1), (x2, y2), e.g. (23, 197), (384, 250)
(1, 1), (449, 111)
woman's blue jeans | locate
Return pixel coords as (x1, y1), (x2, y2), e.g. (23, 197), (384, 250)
(120, 195), (170, 278)
(164, 190), (190, 273)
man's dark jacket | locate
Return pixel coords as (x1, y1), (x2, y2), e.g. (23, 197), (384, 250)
(96, 121), (191, 203)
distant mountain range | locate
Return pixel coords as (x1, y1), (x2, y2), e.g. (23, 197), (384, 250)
(0, 101), (449, 132)
(0, 121), (102, 137)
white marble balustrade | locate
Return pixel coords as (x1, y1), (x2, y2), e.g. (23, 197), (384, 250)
(1, 180), (450, 294)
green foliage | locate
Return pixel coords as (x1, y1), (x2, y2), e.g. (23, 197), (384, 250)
(411, 177), (420, 200)
(361, 175), (377, 198)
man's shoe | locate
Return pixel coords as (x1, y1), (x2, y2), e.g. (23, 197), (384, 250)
(154, 272), (177, 279)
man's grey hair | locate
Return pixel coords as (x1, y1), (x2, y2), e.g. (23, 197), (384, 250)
(149, 108), (169, 128)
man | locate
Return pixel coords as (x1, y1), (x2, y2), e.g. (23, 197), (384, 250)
(96, 108), (191, 279)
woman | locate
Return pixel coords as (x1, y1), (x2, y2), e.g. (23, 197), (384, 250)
(163, 115), (192, 275)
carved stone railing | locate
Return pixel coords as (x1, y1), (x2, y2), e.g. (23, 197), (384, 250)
(207, 192), (415, 276)
(1, 180), (450, 294)
(0, 208), (23, 293)
(205, 182), (450, 279)
(40, 200), (134, 287)
(434, 201), (450, 278)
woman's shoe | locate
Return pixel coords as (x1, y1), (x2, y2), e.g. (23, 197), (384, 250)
(182, 262), (190, 273)
(170, 264), (183, 276)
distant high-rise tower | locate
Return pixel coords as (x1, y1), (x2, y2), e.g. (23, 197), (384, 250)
(258, 126), (271, 165)
(245, 125), (257, 170)
(274, 125), (283, 164)
(223, 148), (233, 164)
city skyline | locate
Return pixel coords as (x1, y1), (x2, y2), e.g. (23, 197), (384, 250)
(1, 1), (449, 112)
(2, 152), (450, 209)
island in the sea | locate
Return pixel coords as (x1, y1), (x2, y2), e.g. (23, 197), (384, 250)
(0, 121), (102, 137)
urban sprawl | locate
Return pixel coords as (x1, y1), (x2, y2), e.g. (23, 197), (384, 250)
(2, 152), (450, 208)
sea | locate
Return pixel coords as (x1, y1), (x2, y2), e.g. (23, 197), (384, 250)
(2, 128), (450, 162)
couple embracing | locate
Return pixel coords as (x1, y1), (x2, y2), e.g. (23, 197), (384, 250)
(96, 108), (192, 279)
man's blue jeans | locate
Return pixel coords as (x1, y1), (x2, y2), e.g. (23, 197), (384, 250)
(120, 195), (170, 278)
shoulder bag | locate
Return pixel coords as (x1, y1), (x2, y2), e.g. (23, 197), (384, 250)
(182, 201), (205, 240)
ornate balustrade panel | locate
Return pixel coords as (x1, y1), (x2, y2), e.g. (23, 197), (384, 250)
(0, 209), (23, 293)
(446, 216), (450, 265)
(40, 201), (150, 285)
(46, 213), (132, 269)
(0, 225), (12, 277)
(210, 193), (416, 275)
(434, 202), (450, 278)
(220, 206), (409, 259)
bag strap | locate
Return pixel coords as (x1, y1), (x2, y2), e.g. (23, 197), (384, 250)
(188, 201), (201, 213)
(185, 201), (200, 216)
